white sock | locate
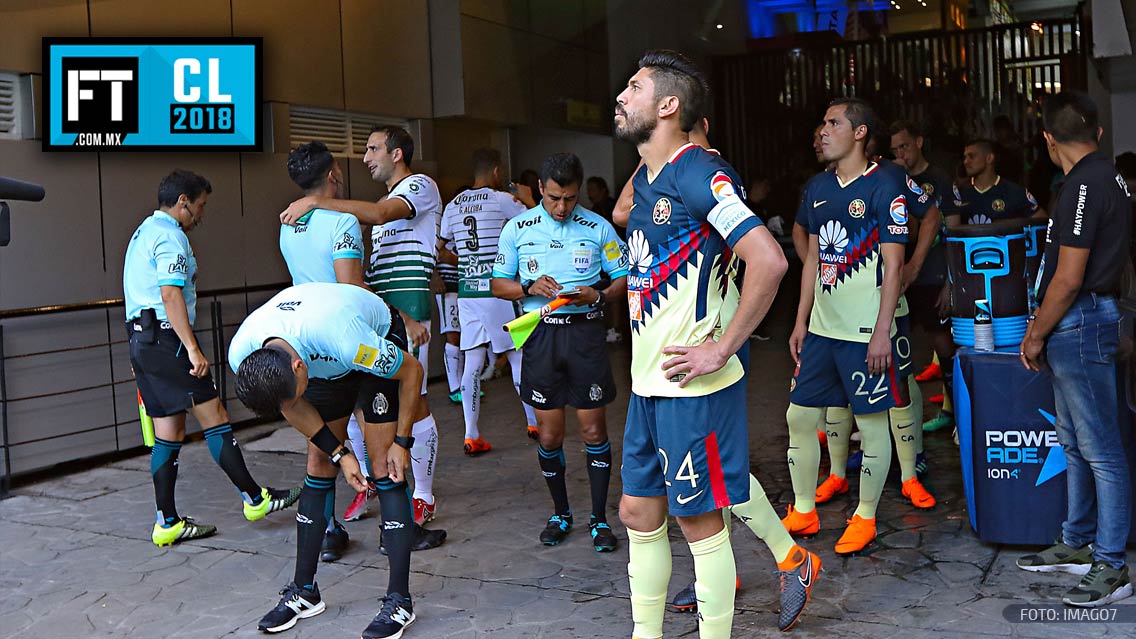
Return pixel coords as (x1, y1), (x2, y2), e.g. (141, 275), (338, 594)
(347, 414), (369, 474)
(461, 346), (488, 440)
(413, 319), (431, 396)
(505, 349), (538, 426)
(444, 342), (463, 394)
(410, 413), (438, 503)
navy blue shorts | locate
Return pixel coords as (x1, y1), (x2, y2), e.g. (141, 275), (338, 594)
(895, 314), (913, 378)
(621, 377), (750, 517)
(790, 332), (908, 415)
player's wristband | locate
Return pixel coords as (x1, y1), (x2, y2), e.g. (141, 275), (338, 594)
(330, 444), (354, 466)
(393, 435), (415, 450)
(311, 424), (343, 458)
(591, 290), (606, 308)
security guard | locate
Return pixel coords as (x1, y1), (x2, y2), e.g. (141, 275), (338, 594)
(124, 170), (298, 548)
(491, 153), (628, 551)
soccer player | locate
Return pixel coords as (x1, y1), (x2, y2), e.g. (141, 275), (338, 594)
(943, 138), (1047, 227)
(124, 170), (298, 548)
(615, 50), (819, 638)
(491, 152), (627, 551)
(436, 231), (465, 403)
(280, 126), (443, 529)
(438, 147), (539, 454)
(782, 98), (908, 556)
(231, 282), (436, 638)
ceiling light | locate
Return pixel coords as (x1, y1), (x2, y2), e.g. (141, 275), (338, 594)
(716, 24), (723, 29)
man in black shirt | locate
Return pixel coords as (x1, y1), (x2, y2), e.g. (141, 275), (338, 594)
(1017, 91), (1133, 607)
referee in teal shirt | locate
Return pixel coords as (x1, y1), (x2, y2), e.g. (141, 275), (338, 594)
(492, 153), (628, 551)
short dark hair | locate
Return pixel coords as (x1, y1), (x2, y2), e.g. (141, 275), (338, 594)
(829, 97), (880, 144)
(540, 153), (584, 189)
(235, 347), (296, 417)
(157, 170), (212, 208)
(471, 147), (501, 177)
(287, 141), (336, 191)
(966, 138), (996, 156)
(586, 176), (609, 192)
(889, 119), (922, 139)
(371, 125), (415, 167)
(637, 49), (708, 132)
(1042, 90), (1099, 145)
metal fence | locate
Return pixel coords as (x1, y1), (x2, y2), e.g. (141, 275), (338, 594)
(711, 17), (1087, 184)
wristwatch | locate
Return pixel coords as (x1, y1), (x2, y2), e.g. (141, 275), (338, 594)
(330, 443), (353, 466)
(591, 290), (606, 308)
(393, 435), (415, 450)
(521, 280), (533, 296)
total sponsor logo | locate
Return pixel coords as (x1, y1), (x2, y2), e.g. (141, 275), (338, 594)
(709, 171), (736, 202)
(905, 176), (924, 195)
(889, 195), (908, 225)
(983, 410), (1066, 486)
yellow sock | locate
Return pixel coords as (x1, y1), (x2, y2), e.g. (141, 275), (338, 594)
(853, 410), (892, 520)
(907, 375), (924, 455)
(931, 351), (940, 366)
(786, 403), (824, 513)
(627, 522), (670, 639)
(824, 406), (854, 479)
(689, 525), (736, 639)
(731, 473), (796, 563)
(889, 399), (918, 482)
(941, 382), (953, 413)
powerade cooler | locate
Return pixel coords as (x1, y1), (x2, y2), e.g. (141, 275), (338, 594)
(945, 219), (1030, 348)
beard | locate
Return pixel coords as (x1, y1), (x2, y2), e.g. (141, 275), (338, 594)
(614, 110), (656, 145)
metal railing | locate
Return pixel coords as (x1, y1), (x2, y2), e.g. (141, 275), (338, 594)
(0, 282), (289, 497)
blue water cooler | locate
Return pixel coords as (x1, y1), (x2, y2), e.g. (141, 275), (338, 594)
(946, 220), (1030, 348)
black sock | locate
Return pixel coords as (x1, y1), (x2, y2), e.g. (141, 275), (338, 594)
(294, 475), (334, 590)
(376, 477), (413, 598)
(538, 445), (570, 516)
(203, 424), (263, 504)
(151, 437), (182, 526)
(585, 440), (612, 523)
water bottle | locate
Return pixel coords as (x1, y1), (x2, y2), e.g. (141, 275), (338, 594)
(974, 298), (994, 352)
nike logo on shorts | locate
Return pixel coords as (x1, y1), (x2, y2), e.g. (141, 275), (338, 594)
(676, 490), (705, 505)
(813, 200), (827, 207)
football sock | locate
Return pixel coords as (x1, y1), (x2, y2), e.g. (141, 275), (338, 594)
(853, 410), (893, 519)
(786, 403), (825, 513)
(627, 522), (670, 639)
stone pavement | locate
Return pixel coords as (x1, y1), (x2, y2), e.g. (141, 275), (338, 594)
(2, 341), (1134, 638)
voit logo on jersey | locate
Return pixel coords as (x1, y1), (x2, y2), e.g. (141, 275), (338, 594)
(984, 409), (1067, 486)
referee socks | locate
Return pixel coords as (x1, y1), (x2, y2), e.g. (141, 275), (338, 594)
(538, 445), (570, 516)
(151, 437), (182, 526)
(202, 424), (263, 505)
(585, 441), (612, 522)
(294, 475), (335, 590)
(375, 477), (414, 598)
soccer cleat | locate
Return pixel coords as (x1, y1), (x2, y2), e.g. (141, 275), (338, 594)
(540, 513), (573, 546)
(846, 450), (863, 472)
(463, 437), (492, 456)
(777, 546), (822, 631)
(1017, 539), (1095, 575)
(526, 425), (540, 441)
(589, 520), (617, 552)
(413, 497), (436, 525)
(361, 592), (415, 639)
(344, 483), (377, 522)
(816, 429), (827, 447)
(814, 474), (850, 504)
(244, 486), (302, 522)
(929, 394), (945, 404)
(1061, 562), (1133, 607)
(320, 520), (350, 562)
(257, 582), (325, 633)
(835, 515), (876, 555)
(672, 576), (742, 613)
(781, 505), (819, 537)
(448, 390), (462, 404)
(152, 516), (217, 547)
(914, 452), (929, 479)
(923, 410), (954, 433)
(901, 477), (937, 509)
(915, 362), (942, 382)
(379, 523), (447, 555)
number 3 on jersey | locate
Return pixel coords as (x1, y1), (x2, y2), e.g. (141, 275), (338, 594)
(462, 216), (479, 251)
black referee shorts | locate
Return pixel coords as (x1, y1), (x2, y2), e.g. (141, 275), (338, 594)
(520, 311), (616, 410)
(129, 324), (219, 418)
(906, 284), (950, 334)
(303, 306), (408, 424)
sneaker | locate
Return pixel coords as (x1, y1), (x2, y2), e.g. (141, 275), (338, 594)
(151, 516), (217, 547)
(923, 411), (954, 433)
(929, 393), (945, 404)
(257, 582), (325, 633)
(448, 390), (462, 404)
(463, 437), (492, 456)
(815, 474), (849, 504)
(540, 513), (573, 546)
(777, 546), (823, 631)
(901, 477), (937, 509)
(781, 505), (819, 537)
(413, 497), (436, 525)
(379, 523), (448, 555)
(1062, 562), (1134, 607)
(817, 429), (827, 447)
(1017, 539), (1095, 575)
(344, 481), (377, 521)
(361, 592), (415, 639)
(835, 515), (876, 555)
(914, 452), (929, 479)
(846, 450), (863, 472)
(672, 580), (698, 613)
(590, 520), (617, 552)
(320, 520), (350, 562)
(244, 486), (302, 522)
(526, 425), (540, 440)
(915, 362), (942, 382)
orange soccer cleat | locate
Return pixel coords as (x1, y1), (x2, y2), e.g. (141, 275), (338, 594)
(814, 474), (850, 504)
(915, 362), (942, 382)
(781, 505), (820, 537)
(463, 437), (492, 456)
(901, 477), (937, 509)
(835, 515), (877, 555)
